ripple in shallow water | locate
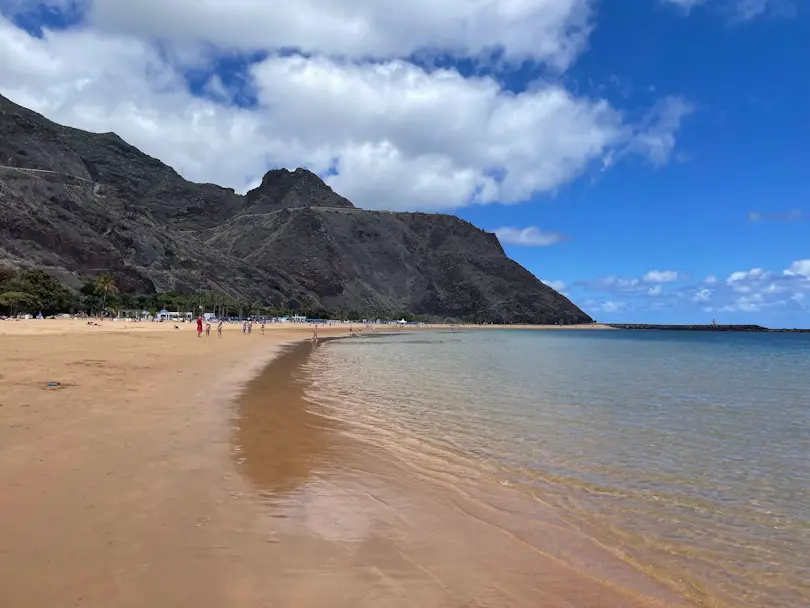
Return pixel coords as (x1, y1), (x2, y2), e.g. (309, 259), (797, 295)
(303, 330), (810, 608)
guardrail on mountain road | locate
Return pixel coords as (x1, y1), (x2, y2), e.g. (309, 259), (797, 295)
(0, 165), (98, 184)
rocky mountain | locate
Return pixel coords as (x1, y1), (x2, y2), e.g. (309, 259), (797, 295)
(0, 94), (591, 324)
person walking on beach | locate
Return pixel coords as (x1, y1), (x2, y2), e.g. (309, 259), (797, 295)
(312, 324), (318, 343)
(242, 320), (247, 335)
(261, 321), (265, 335)
(205, 321), (211, 337)
(217, 319), (223, 338)
(196, 316), (203, 338)
(248, 320), (253, 336)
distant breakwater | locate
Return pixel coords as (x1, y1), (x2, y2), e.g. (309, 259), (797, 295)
(607, 324), (810, 333)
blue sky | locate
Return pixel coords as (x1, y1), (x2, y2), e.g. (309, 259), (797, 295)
(461, 1), (809, 325)
(0, 0), (807, 326)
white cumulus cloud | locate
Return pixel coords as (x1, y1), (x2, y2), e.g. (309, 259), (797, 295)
(0, 14), (692, 211)
(541, 279), (567, 292)
(627, 97), (693, 166)
(784, 259), (810, 277)
(661, 0), (796, 21)
(494, 226), (567, 247)
(0, 0), (696, 213)
(600, 300), (628, 313)
(727, 268), (767, 281)
(643, 269), (681, 282)
(579, 259), (810, 318)
(692, 288), (712, 302)
(69, 0), (594, 70)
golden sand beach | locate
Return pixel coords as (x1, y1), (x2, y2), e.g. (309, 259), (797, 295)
(0, 319), (685, 608)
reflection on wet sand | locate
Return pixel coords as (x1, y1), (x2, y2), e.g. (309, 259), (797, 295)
(231, 339), (693, 608)
(233, 341), (344, 503)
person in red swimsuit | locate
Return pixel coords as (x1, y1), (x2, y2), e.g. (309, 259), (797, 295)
(196, 316), (203, 338)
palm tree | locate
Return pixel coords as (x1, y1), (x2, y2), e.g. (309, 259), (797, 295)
(213, 292), (228, 319)
(95, 275), (118, 318)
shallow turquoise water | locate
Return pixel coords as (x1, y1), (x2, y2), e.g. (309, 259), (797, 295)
(303, 330), (810, 607)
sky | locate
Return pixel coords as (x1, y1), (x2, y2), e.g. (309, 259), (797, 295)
(0, 0), (807, 326)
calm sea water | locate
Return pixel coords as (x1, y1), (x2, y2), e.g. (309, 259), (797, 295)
(302, 329), (810, 608)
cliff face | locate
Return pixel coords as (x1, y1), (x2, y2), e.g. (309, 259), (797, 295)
(0, 94), (591, 323)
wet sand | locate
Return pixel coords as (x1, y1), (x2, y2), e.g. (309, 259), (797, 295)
(1, 319), (679, 607)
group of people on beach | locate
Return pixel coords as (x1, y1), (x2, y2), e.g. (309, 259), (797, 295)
(194, 317), (295, 339)
(193, 316), (321, 343)
(196, 316), (224, 338)
(238, 319), (266, 335)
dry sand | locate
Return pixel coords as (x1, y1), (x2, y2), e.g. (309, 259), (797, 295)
(0, 319), (682, 608)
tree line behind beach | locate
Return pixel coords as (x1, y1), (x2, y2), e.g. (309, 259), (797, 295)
(0, 265), (418, 321)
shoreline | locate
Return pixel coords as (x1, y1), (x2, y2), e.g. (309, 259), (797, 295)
(278, 338), (695, 608)
(0, 319), (616, 337)
(1, 319), (685, 607)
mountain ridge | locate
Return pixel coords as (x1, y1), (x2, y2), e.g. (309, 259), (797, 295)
(0, 93), (592, 323)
